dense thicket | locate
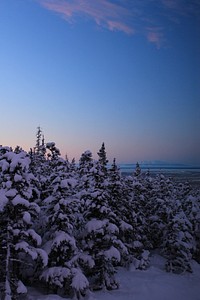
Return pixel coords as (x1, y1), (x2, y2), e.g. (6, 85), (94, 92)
(0, 131), (200, 299)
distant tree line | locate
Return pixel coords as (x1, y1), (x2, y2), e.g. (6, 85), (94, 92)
(0, 127), (200, 299)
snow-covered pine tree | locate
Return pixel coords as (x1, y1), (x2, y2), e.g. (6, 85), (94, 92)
(78, 150), (94, 192)
(145, 174), (175, 249)
(124, 171), (151, 269)
(69, 157), (77, 173)
(144, 175), (195, 273)
(97, 143), (108, 175)
(39, 142), (65, 202)
(107, 159), (123, 214)
(30, 127), (46, 171)
(134, 162), (141, 178)
(81, 159), (121, 291)
(76, 150), (95, 240)
(106, 159), (130, 266)
(29, 128), (48, 197)
(46, 142), (60, 162)
(35, 126), (42, 155)
(79, 151), (93, 175)
(41, 154), (90, 299)
(0, 147), (47, 299)
(180, 192), (200, 263)
(161, 201), (194, 273)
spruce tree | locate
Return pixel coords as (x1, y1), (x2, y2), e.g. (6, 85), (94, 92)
(162, 204), (194, 273)
(0, 148), (47, 299)
(41, 155), (90, 298)
(134, 162), (141, 177)
(81, 160), (121, 290)
(97, 143), (108, 175)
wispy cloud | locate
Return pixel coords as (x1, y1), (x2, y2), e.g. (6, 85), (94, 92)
(36, 0), (134, 35)
(36, 0), (199, 48)
(161, 0), (179, 9)
(161, 0), (200, 16)
(146, 27), (164, 49)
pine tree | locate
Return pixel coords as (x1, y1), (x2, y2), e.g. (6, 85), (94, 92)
(162, 203), (194, 273)
(41, 157), (90, 298)
(79, 150), (93, 176)
(78, 150), (94, 192)
(180, 192), (200, 263)
(0, 148), (47, 299)
(124, 173), (150, 269)
(107, 159), (130, 266)
(29, 127), (47, 182)
(80, 160), (121, 290)
(35, 126), (42, 155)
(97, 143), (108, 175)
(145, 174), (175, 249)
(134, 162), (141, 177)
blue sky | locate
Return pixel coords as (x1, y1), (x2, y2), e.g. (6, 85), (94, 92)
(0, 0), (200, 164)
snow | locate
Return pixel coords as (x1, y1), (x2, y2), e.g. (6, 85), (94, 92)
(100, 205), (109, 213)
(14, 174), (23, 182)
(46, 142), (55, 148)
(5, 180), (12, 189)
(5, 188), (17, 198)
(60, 178), (77, 189)
(107, 223), (119, 234)
(104, 246), (121, 262)
(27, 254), (200, 300)
(17, 280), (27, 294)
(0, 189), (8, 211)
(71, 268), (89, 291)
(86, 218), (108, 233)
(53, 231), (76, 248)
(133, 241), (143, 248)
(30, 202), (41, 213)
(43, 240), (52, 255)
(120, 220), (133, 231)
(79, 253), (95, 268)
(41, 267), (71, 288)
(27, 229), (42, 246)
(36, 248), (48, 267)
(141, 250), (150, 260)
(5, 279), (11, 300)
(15, 241), (38, 260)
(0, 159), (9, 172)
(23, 211), (32, 224)
(5, 151), (30, 172)
(12, 195), (30, 207)
(84, 150), (92, 156)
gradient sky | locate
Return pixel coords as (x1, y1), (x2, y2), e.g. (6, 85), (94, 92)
(0, 0), (200, 164)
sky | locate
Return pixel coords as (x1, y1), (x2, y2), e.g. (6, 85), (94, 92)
(0, 0), (200, 164)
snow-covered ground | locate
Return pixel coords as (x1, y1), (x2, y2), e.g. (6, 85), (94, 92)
(27, 254), (200, 300)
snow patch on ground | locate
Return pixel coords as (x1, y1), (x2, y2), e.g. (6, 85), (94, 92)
(27, 254), (200, 300)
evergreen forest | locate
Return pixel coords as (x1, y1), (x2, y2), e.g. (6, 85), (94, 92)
(0, 128), (200, 299)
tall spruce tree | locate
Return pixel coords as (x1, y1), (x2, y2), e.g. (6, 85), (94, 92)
(41, 153), (90, 299)
(80, 159), (122, 290)
(0, 148), (47, 299)
(97, 143), (108, 175)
